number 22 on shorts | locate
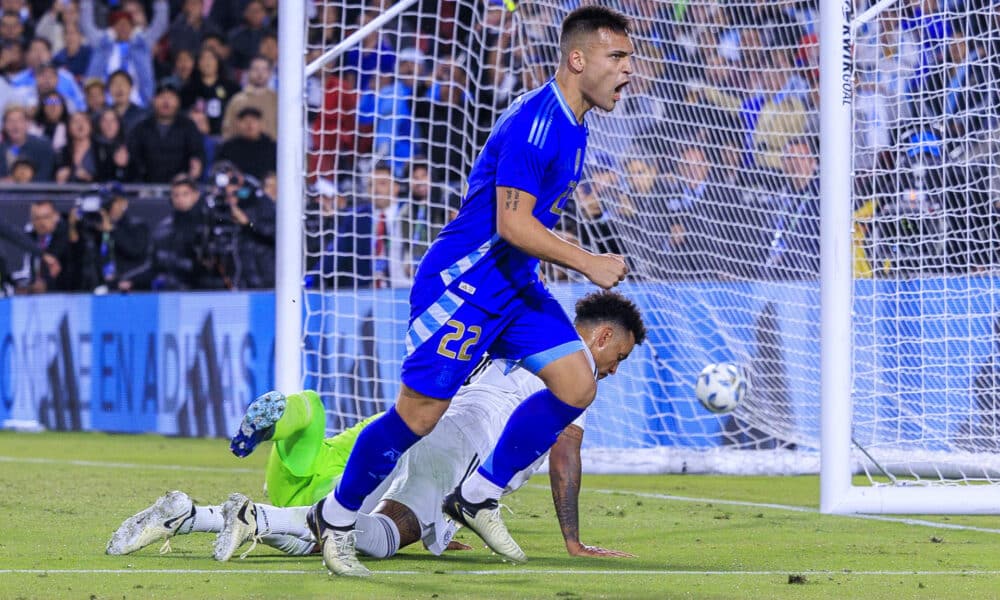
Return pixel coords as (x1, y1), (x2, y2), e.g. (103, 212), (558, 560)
(437, 320), (481, 360)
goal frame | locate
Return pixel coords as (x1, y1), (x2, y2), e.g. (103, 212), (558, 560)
(818, 0), (1000, 515)
(275, 0), (1000, 514)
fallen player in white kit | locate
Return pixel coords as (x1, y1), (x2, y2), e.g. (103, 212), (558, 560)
(107, 290), (646, 562)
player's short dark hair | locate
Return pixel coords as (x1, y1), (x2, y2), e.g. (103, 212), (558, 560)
(574, 290), (646, 345)
(560, 5), (631, 52)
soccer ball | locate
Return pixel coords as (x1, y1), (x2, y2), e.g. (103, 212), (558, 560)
(695, 363), (747, 414)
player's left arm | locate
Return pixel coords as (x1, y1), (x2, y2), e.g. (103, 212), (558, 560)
(549, 424), (635, 558)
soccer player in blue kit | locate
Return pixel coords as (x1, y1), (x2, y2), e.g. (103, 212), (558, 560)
(304, 6), (635, 576)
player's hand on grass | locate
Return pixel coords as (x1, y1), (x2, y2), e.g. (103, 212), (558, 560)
(583, 253), (629, 290)
(566, 541), (635, 558)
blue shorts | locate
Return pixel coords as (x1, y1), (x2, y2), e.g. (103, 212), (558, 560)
(400, 281), (584, 399)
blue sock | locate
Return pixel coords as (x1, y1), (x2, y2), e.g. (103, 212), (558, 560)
(477, 389), (585, 488)
(333, 406), (421, 511)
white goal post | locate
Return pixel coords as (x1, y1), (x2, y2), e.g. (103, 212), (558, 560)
(276, 0), (1000, 513)
(820, 0), (1000, 515)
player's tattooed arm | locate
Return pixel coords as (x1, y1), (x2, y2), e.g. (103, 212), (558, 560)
(495, 185), (595, 275)
(549, 424), (635, 558)
(504, 188), (521, 211)
(549, 424), (584, 549)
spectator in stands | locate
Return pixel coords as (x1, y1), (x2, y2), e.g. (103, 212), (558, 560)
(199, 31), (232, 68)
(660, 144), (713, 277)
(34, 0), (81, 55)
(227, 0), (270, 71)
(92, 107), (129, 182)
(762, 137), (820, 279)
(52, 24), (92, 81)
(0, 36), (24, 83)
(261, 169), (276, 201)
(256, 30), (277, 77)
(222, 54), (276, 140)
(344, 10), (395, 92)
(304, 178), (339, 262)
(751, 48), (809, 171)
(0, 104), (55, 181)
(308, 178), (375, 289)
(208, 160), (276, 289)
(167, 0), (222, 57)
(83, 76), (105, 117)
(398, 158), (460, 278)
(306, 59), (358, 178)
(135, 174), (224, 290)
(107, 69), (148, 134)
(127, 80), (204, 182)
(214, 106), (274, 180)
(571, 155), (626, 258)
(204, 0), (243, 33)
(34, 90), (69, 153)
(365, 161), (403, 288)
(422, 58), (471, 185)
(80, 0), (169, 107)
(165, 47), (195, 90)
(67, 181), (150, 292)
(56, 110), (96, 182)
(180, 46), (238, 136)
(700, 115), (772, 280)
(0, 10), (27, 47)
(10, 38), (86, 112)
(309, 2), (342, 50)
(358, 49), (423, 177)
(15, 199), (75, 293)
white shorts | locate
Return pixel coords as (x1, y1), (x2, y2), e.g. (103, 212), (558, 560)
(379, 417), (475, 555)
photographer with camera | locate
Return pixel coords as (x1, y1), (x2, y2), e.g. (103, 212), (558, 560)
(68, 182), (150, 293)
(204, 160), (276, 289)
(130, 174), (223, 291)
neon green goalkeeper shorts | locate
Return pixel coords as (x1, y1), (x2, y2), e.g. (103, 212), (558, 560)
(263, 390), (382, 507)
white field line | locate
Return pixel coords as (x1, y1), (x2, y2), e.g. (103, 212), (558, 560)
(0, 455), (257, 474)
(3, 455), (999, 534)
(530, 484), (1000, 535)
(2, 569), (1000, 576)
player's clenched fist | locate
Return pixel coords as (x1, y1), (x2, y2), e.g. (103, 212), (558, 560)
(584, 253), (629, 289)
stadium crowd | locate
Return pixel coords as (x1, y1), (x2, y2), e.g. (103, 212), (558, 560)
(2, 0), (999, 295)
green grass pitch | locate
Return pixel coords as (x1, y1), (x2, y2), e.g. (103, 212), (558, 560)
(2, 431), (1000, 599)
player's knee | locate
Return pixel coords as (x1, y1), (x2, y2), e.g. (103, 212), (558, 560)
(395, 386), (450, 436)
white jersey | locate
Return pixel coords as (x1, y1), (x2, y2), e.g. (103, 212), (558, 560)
(375, 345), (596, 554)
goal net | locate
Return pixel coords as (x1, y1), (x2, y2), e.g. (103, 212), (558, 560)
(295, 0), (1000, 486)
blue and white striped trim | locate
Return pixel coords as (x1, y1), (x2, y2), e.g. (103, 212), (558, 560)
(405, 290), (466, 355)
(527, 95), (557, 148)
(520, 340), (587, 375)
(548, 79), (578, 124)
(439, 234), (500, 286)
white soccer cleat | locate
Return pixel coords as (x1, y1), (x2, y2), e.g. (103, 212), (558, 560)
(306, 501), (371, 577)
(442, 488), (527, 563)
(214, 492), (260, 561)
(106, 491), (194, 555)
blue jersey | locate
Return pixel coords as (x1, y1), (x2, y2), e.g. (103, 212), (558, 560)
(414, 79), (588, 313)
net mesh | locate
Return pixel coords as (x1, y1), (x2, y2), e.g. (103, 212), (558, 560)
(300, 0), (1000, 478)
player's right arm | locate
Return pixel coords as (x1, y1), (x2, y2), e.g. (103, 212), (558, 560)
(496, 186), (627, 290)
(548, 423), (635, 558)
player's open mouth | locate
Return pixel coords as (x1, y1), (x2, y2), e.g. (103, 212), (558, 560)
(613, 82), (628, 100)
